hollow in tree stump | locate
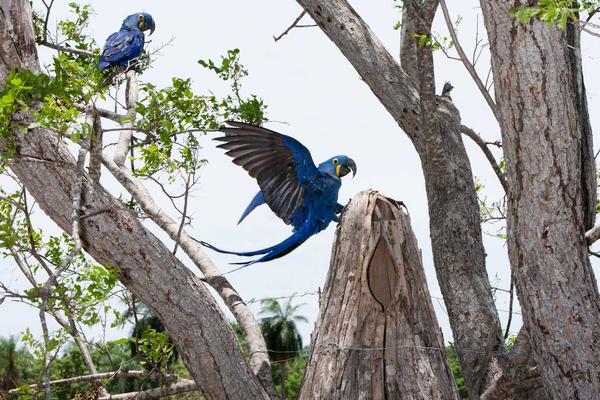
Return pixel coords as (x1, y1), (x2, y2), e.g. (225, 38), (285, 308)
(299, 190), (459, 400)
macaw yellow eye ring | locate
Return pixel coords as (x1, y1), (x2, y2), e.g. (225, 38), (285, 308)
(138, 14), (144, 20)
(332, 158), (339, 164)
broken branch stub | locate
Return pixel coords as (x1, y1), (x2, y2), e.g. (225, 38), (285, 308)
(300, 190), (459, 400)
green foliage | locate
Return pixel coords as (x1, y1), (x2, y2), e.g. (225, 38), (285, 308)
(0, 60), (101, 154)
(505, 333), (517, 350)
(411, 32), (453, 52)
(55, 3), (96, 50)
(446, 343), (468, 399)
(512, 0), (600, 29)
(0, 3), (104, 159)
(132, 49), (266, 178)
(137, 328), (175, 367)
(0, 337), (201, 400)
(117, 299), (179, 370)
(198, 48), (266, 125)
(270, 353), (308, 400)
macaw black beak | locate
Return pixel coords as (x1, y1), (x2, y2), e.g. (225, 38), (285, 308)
(337, 158), (357, 178)
(149, 20), (155, 35)
(346, 158), (357, 178)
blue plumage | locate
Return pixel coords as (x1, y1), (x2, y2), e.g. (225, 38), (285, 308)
(99, 13), (155, 70)
(200, 121), (357, 266)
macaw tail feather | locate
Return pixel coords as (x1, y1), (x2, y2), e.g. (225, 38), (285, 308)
(199, 227), (314, 267)
(238, 191), (265, 224)
(98, 59), (110, 70)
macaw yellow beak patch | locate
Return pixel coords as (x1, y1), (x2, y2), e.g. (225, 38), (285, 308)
(336, 164), (342, 177)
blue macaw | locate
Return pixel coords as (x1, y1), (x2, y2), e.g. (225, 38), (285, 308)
(200, 121), (357, 266)
(98, 13), (156, 70)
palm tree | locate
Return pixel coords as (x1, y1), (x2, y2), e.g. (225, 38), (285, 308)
(259, 295), (307, 400)
(1, 337), (20, 391)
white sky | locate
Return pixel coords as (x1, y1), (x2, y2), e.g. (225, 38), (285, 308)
(1, 0), (599, 349)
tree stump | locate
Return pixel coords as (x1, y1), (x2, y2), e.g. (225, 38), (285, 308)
(300, 190), (459, 399)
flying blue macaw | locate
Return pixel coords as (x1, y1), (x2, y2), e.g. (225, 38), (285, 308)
(98, 13), (156, 70)
(200, 121), (357, 266)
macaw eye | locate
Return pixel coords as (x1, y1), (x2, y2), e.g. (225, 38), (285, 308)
(138, 14), (144, 20)
(332, 158), (339, 164)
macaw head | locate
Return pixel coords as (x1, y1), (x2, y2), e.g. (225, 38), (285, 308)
(319, 155), (357, 179)
(122, 13), (156, 35)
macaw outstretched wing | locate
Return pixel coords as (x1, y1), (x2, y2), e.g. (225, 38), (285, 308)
(215, 121), (319, 226)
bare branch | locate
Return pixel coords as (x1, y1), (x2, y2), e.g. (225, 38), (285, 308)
(439, 0), (499, 120)
(460, 125), (508, 192)
(8, 371), (177, 393)
(585, 223), (600, 244)
(113, 71), (138, 166)
(97, 379), (197, 400)
(75, 104), (126, 123)
(481, 371), (543, 400)
(273, 10), (317, 42)
(41, 0), (55, 43)
(38, 40), (97, 57)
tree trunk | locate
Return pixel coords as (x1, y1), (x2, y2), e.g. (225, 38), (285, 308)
(299, 190), (459, 400)
(0, 1), (270, 399)
(480, 2), (600, 397)
(296, 1), (503, 397)
(279, 360), (286, 400)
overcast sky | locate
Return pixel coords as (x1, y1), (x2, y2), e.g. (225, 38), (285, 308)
(2, 0), (599, 348)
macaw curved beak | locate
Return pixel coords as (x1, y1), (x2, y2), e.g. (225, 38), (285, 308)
(148, 20), (155, 35)
(337, 158), (357, 178)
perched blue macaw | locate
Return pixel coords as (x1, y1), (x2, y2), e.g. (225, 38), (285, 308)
(200, 121), (357, 266)
(98, 13), (155, 70)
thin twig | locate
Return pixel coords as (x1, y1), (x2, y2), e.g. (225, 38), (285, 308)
(274, 10), (317, 42)
(460, 125), (508, 192)
(439, 0), (499, 121)
(41, 0), (55, 43)
(504, 275), (515, 339)
(39, 40), (97, 57)
(173, 173), (192, 255)
(97, 379), (197, 400)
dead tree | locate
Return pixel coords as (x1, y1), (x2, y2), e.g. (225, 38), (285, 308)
(300, 191), (459, 399)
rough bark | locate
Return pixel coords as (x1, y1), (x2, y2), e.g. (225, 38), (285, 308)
(299, 191), (459, 400)
(480, 2), (600, 397)
(296, 1), (503, 397)
(0, 1), (269, 399)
